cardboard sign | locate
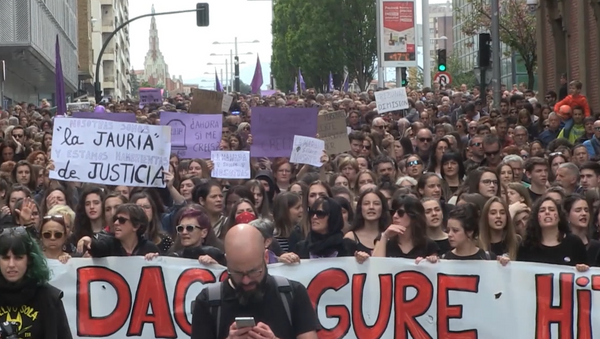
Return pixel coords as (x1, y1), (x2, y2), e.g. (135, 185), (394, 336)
(374, 87), (409, 113)
(290, 135), (324, 167)
(189, 89), (224, 114)
(317, 110), (350, 155)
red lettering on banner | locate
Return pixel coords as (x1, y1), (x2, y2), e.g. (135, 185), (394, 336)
(351, 274), (392, 339)
(173, 268), (217, 335)
(436, 274), (479, 338)
(394, 271), (433, 339)
(306, 268), (351, 339)
(576, 289), (591, 339)
(535, 273), (574, 339)
(127, 267), (176, 337)
(219, 270), (229, 282)
(76, 267), (132, 337)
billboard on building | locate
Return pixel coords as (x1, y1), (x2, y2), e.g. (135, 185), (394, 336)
(380, 0), (417, 68)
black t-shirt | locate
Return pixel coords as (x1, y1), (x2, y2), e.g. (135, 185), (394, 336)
(587, 239), (600, 266)
(517, 234), (588, 266)
(443, 248), (496, 260)
(191, 275), (320, 339)
(435, 238), (452, 255)
(385, 238), (439, 259)
(528, 188), (542, 203)
(491, 240), (508, 257)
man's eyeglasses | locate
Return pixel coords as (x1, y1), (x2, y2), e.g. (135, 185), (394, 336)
(228, 266), (264, 279)
(418, 137), (432, 143)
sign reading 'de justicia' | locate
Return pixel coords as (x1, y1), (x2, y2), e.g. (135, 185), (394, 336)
(50, 118), (171, 188)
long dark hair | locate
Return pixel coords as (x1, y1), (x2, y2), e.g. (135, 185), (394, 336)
(523, 196), (571, 248)
(350, 188), (390, 232)
(440, 151), (466, 182)
(390, 195), (428, 247)
(0, 227), (50, 284)
(73, 186), (106, 241)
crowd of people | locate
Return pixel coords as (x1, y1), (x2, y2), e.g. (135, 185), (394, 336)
(0, 77), (596, 338)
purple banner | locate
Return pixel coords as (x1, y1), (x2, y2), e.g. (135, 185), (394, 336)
(72, 111), (137, 123)
(139, 88), (163, 105)
(250, 107), (318, 157)
(160, 112), (222, 159)
(261, 89), (277, 96)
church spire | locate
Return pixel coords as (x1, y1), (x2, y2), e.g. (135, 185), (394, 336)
(151, 4), (155, 14)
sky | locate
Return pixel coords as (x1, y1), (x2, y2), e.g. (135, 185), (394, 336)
(128, 0), (448, 88)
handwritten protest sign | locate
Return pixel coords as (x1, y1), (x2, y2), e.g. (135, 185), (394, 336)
(374, 87), (409, 113)
(317, 110), (350, 155)
(189, 89), (224, 114)
(139, 88), (163, 106)
(49, 118), (171, 187)
(290, 135), (324, 167)
(72, 111), (137, 123)
(210, 151), (251, 179)
(250, 107), (318, 157)
(67, 102), (91, 113)
(160, 112), (222, 158)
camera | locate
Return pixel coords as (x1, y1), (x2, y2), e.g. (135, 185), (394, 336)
(0, 321), (19, 339)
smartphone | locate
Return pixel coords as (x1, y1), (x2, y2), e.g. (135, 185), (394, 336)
(231, 111), (240, 115)
(235, 317), (255, 329)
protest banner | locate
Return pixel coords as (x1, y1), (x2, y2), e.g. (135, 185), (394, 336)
(317, 110), (350, 154)
(374, 87), (409, 113)
(48, 257), (600, 339)
(49, 118), (171, 187)
(72, 111), (137, 123)
(67, 102), (91, 113)
(250, 107), (318, 157)
(189, 88), (224, 114)
(290, 135), (325, 167)
(211, 151), (251, 179)
(160, 112), (222, 158)
(139, 88), (163, 106)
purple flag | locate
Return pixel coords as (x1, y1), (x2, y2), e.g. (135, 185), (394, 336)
(293, 77), (298, 94)
(250, 55), (263, 94)
(55, 35), (66, 116)
(343, 74), (349, 92)
(299, 68), (306, 92)
(215, 70), (223, 92)
(328, 72), (334, 92)
(250, 107), (318, 157)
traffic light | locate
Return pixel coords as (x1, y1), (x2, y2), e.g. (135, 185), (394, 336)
(196, 3), (209, 27)
(401, 67), (407, 86)
(437, 49), (447, 72)
(478, 33), (491, 68)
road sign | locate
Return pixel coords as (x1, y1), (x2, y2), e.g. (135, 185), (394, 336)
(434, 71), (452, 86)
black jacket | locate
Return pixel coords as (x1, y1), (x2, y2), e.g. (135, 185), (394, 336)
(0, 282), (72, 339)
(170, 245), (226, 265)
(89, 232), (159, 257)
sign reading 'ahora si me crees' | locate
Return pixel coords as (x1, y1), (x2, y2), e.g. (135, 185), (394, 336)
(47, 257), (600, 339)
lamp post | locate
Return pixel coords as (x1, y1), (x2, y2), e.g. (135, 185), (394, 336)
(94, 7), (207, 103)
(213, 38), (260, 92)
(210, 52), (253, 91)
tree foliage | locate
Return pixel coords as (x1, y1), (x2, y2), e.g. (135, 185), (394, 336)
(130, 72), (140, 98)
(446, 53), (478, 89)
(456, 0), (536, 89)
(272, 0), (376, 92)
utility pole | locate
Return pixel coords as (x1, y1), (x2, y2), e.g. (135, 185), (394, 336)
(376, 0), (385, 88)
(491, 0), (501, 107)
(422, 0), (431, 88)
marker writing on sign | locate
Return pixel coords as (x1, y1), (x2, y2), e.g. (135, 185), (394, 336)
(93, 132), (158, 151)
(57, 160), (80, 180)
(58, 127), (84, 146)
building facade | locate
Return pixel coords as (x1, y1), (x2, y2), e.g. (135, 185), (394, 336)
(78, 0), (95, 97)
(90, 0), (131, 100)
(0, 0), (78, 106)
(428, 3), (454, 72)
(536, 0), (600, 113)
(135, 5), (184, 95)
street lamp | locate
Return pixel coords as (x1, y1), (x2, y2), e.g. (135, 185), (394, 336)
(212, 38), (260, 91)
(526, 0), (538, 13)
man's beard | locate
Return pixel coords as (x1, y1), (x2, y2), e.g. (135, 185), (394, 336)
(232, 265), (268, 306)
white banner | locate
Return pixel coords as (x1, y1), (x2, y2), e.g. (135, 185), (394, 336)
(46, 257), (599, 339)
(211, 151), (251, 179)
(50, 118), (171, 188)
(375, 87), (410, 112)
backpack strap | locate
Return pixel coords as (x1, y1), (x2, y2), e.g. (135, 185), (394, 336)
(272, 275), (294, 325)
(206, 282), (223, 339)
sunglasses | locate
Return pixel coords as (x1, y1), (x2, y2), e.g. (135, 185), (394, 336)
(308, 209), (328, 219)
(549, 152), (563, 157)
(113, 216), (129, 224)
(390, 209), (406, 218)
(176, 224), (202, 234)
(407, 160), (421, 167)
(43, 214), (65, 225)
(42, 231), (64, 239)
(595, 127), (600, 131)
(362, 145), (371, 150)
(418, 137), (432, 143)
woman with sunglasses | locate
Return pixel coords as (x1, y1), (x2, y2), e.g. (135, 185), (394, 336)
(372, 195), (439, 261)
(40, 215), (71, 263)
(76, 204), (159, 257)
(147, 206), (225, 265)
(280, 197), (355, 261)
(0, 226), (73, 338)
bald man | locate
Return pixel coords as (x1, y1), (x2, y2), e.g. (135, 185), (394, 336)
(191, 224), (319, 339)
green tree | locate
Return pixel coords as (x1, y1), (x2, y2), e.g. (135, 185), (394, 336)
(130, 71), (140, 98)
(456, 0), (536, 89)
(272, 0), (376, 92)
(446, 53), (478, 89)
